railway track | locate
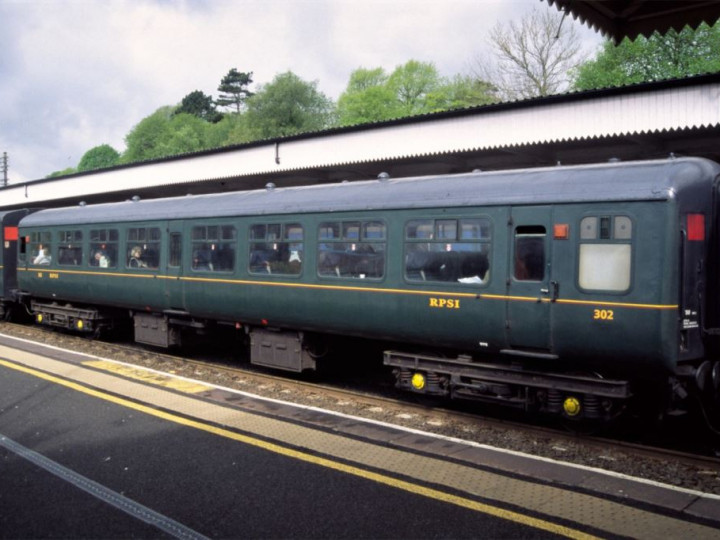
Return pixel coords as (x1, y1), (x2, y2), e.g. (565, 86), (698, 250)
(1, 321), (719, 493)
(164, 353), (720, 472)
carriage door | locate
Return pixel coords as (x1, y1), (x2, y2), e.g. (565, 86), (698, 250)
(164, 221), (185, 310)
(505, 206), (555, 355)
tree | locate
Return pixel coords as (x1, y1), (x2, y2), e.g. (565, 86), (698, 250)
(217, 69), (254, 113)
(206, 114), (253, 147)
(425, 75), (499, 111)
(158, 114), (209, 156)
(46, 167), (77, 178)
(337, 63), (498, 126)
(174, 90), (223, 123)
(337, 67), (400, 126)
(474, 8), (586, 100)
(77, 144), (120, 172)
(573, 23), (720, 90)
(122, 106), (174, 163)
(244, 71), (335, 139)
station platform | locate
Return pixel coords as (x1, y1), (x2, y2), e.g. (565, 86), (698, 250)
(0, 333), (718, 539)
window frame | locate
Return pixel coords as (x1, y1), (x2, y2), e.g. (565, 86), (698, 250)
(28, 230), (53, 266)
(126, 226), (161, 270)
(404, 217), (492, 286)
(317, 219), (386, 280)
(191, 224), (236, 273)
(249, 222), (304, 276)
(577, 213), (634, 294)
(89, 228), (119, 269)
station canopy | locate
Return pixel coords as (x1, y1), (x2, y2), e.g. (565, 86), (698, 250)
(545, 0), (720, 42)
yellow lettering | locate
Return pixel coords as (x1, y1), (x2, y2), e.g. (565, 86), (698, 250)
(37, 272), (43, 278)
(593, 309), (614, 321)
(429, 298), (461, 309)
(49, 273), (59, 279)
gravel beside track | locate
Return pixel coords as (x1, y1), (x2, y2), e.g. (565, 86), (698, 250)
(2, 322), (719, 495)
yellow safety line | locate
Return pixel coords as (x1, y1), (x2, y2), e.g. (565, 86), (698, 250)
(18, 267), (677, 310)
(82, 360), (212, 393)
(0, 357), (598, 540)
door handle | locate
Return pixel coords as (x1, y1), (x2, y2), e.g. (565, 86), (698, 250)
(540, 282), (559, 301)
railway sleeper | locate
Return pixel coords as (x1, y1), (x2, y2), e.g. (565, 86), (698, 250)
(385, 350), (631, 421)
(31, 300), (114, 335)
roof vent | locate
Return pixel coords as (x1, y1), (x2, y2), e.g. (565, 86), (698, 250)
(265, 182), (276, 191)
(668, 152), (677, 160)
(472, 169), (482, 173)
(131, 195), (141, 202)
(377, 172), (390, 181)
(608, 157), (620, 163)
(79, 201), (86, 207)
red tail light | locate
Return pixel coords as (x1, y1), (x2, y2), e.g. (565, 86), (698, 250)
(687, 214), (705, 242)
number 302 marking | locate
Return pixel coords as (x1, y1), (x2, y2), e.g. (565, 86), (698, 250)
(593, 309), (614, 321)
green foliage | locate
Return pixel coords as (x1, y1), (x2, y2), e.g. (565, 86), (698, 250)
(122, 107), (174, 163)
(46, 167), (77, 178)
(217, 69), (254, 113)
(387, 60), (442, 116)
(77, 144), (120, 172)
(210, 114), (253, 146)
(123, 108), (214, 162)
(427, 75), (499, 112)
(174, 90), (223, 123)
(337, 68), (400, 125)
(574, 23), (720, 90)
(158, 114), (210, 155)
(338, 62), (497, 126)
(57, 63), (492, 174)
(245, 71), (335, 139)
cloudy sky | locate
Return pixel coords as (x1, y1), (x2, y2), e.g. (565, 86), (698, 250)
(0, 0), (602, 183)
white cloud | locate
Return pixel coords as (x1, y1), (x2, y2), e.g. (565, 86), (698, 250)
(0, 0), (601, 183)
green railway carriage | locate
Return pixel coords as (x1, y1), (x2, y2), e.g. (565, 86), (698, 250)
(15, 157), (720, 422)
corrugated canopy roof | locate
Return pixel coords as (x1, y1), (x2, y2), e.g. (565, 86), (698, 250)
(545, 0), (720, 42)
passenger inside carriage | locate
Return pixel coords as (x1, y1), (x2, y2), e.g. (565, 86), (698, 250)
(128, 246), (148, 268)
(32, 246), (51, 265)
(93, 251), (110, 268)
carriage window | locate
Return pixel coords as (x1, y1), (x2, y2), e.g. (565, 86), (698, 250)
(29, 231), (52, 265)
(614, 216), (632, 240)
(406, 220), (433, 239)
(578, 215), (632, 292)
(192, 225), (235, 272)
(318, 220), (386, 279)
(127, 227), (161, 269)
(514, 226), (545, 281)
(90, 229), (118, 268)
(250, 223), (303, 276)
(405, 218), (491, 285)
(580, 217), (597, 240)
(58, 230), (83, 267)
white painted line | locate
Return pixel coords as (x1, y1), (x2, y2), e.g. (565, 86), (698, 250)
(0, 433), (208, 539)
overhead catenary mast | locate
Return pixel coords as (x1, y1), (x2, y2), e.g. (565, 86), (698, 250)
(1, 152), (7, 187)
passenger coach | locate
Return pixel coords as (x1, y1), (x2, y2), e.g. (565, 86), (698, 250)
(14, 157), (720, 423)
